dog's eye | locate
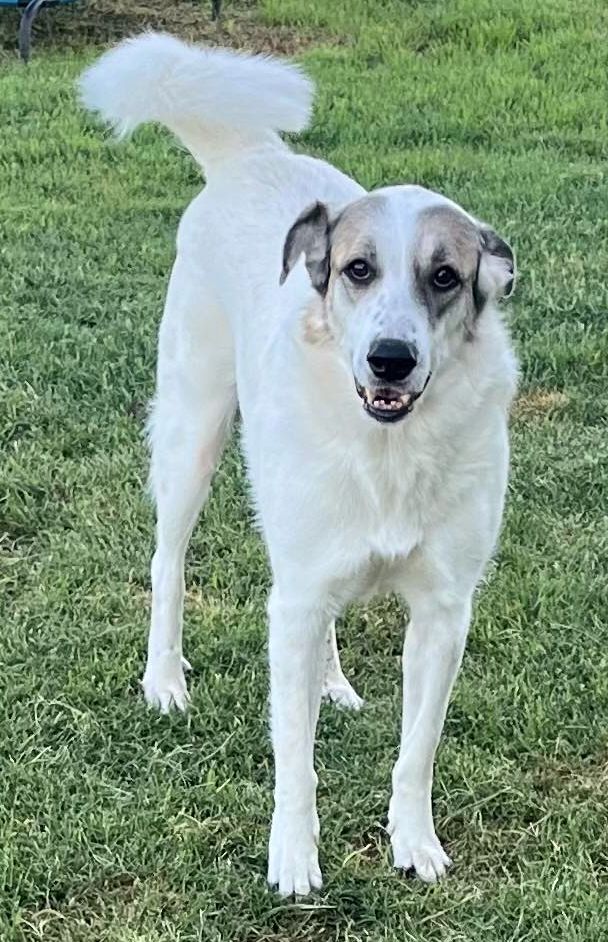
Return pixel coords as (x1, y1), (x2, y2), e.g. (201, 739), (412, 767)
(345, 259), (374, 284)
(432, 266), (460, 291)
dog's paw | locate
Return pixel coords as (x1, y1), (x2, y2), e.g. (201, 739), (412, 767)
(322, 677), (363, 711)
(142, 651), (191, 713)
(391, 830), (451, 883)
(388, 803), (451, 883)
(267, 810), (322, 896)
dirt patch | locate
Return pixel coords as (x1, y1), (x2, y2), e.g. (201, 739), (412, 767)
(534, 756), (608, 797)
(349, 825), (385, 861)
(0, 0), (333, 58)
(21, 873), (179, 942)
(512, 389), (569, 421)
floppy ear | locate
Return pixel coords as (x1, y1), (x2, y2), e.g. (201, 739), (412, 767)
(475, 226), (516, 308)
(280, 201), (331, 295)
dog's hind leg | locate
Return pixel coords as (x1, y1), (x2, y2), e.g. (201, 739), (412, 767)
(322, 621), (363, 711)
(142, 261), (236, 712)
(266, 585), (328, 895)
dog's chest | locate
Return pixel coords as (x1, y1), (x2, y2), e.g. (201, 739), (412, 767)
(336, 435), (440, 560)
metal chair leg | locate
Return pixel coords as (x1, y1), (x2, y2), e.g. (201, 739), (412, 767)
(19, 0), (48, 63)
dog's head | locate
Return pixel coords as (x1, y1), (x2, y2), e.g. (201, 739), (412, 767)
(281, 185), (515, 424)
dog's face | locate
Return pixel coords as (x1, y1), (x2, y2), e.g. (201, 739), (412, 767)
(281, 186), (515, 424)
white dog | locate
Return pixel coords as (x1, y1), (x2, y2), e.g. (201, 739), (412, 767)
(81, 33), (518, 895)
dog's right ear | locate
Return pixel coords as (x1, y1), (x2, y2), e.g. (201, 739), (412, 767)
(280, 201), (331, 296)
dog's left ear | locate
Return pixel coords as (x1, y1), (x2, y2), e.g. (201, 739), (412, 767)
(475, 226), (516, 308)
(280, 201), (331, 295)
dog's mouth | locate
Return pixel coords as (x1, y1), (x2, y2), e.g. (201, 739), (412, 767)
(355, 378), (429, 424)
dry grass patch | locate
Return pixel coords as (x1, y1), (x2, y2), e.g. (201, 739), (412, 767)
(0, 0), (336, 58)
(513, 389), (570, 421)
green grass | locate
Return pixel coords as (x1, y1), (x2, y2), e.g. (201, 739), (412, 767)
(1, 0), (607, 938)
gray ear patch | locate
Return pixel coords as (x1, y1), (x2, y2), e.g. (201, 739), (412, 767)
(480, 227), (515, 296)
(473, 226), (516, 312)
(280, 201), (331, 295)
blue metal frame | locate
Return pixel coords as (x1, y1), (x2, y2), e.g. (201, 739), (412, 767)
(0, 0), (77, 62)
(2, 0), (222, 62)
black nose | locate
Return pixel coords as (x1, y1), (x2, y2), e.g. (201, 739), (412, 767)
(367, 338), (418, 383)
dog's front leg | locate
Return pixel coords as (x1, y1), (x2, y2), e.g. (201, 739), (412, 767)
(266, 585), (327, 896)
(388, 592), (471, 883)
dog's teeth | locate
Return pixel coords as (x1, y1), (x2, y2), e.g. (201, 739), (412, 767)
(368, 393), (410, 413)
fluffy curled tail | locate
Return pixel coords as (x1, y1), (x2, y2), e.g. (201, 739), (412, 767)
(79, 32), (313, 173)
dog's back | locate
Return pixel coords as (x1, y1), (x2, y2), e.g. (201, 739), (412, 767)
(80, 32), (360, 341)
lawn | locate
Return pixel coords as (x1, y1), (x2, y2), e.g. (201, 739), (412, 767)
(1, 0), (607, 939)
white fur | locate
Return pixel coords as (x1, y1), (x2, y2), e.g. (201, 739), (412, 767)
(81, 34), (518, 895)
(79, 31), (312, 174)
